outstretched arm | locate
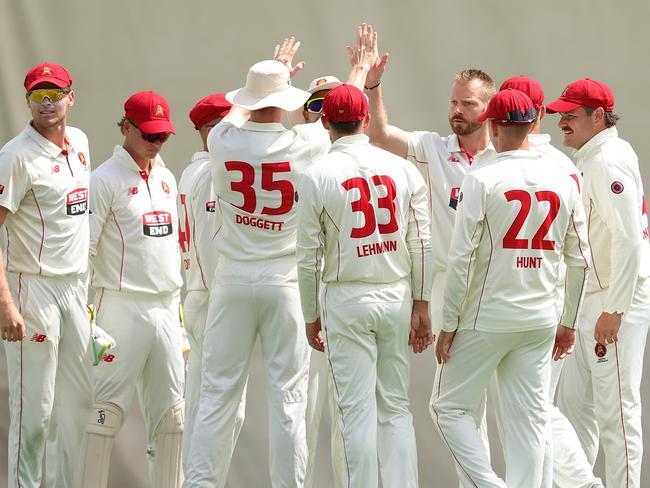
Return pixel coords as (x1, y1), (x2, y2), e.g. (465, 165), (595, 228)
(347, 23), (409, 157)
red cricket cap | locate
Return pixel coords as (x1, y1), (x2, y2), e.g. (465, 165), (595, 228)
(546, 78), (615, 114)
(24, 62), (72, 92)
(124, 91), (175, 134)
(478, 89), (537, 126)
(189, 93), (232, 130)
(499, 75), (544, 109)
(322, 84), (368, 123)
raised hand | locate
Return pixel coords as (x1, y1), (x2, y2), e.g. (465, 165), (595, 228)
(273, 36), (305, 78)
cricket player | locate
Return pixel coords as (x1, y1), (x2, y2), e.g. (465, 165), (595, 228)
(0, 62), (92, 488)
(431, 89), (590, 488)
(547, 78), (650, 488)
(293, 74), (348, 488)
(178, 93), (248, 475)
(81, 90), (185, 488)
(348, 24), (496, 485)
(297, 84), (432, 488)
(184, 41), (332, 487)
(499, 75), (603, 488)
(358, 37), (496, 325)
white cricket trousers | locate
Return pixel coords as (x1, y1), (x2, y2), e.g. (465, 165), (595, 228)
(322, 278), (418, 488)
(4, 272), (92, 488)
(558, 279), (650, 488)
(429, 272), (490, 488)
(181, 290), (246, 476)
(304, 347), (347, 488)
(431, 327), (555, 488)
(93, 289), (185, 473)
(185, 257), (309, 488)
(539, 358), (603, 488)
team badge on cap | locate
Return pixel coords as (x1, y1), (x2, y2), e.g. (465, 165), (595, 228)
(155, 104), (165, 117)
(42, 67), (52, 75)
(611, 181), (624, 194)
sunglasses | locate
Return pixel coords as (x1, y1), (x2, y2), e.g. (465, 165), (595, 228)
(127, 119), (171, 143)
(305, 97), (325, 114)
(28, 88), (70, 104)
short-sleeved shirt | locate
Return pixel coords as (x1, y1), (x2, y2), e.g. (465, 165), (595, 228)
(209, 120), (330, 262)
(178, 151), (221, 291)
(89, 145), (182, 295)
(0, 123), (90, 276)
(407, 131), (496, 272)
(573, 127), (650, 313)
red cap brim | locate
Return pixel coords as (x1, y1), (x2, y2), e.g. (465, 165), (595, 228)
(546, 99), (582, 114)
(135, 119), (176, 135)
(25, 76), (70, 92)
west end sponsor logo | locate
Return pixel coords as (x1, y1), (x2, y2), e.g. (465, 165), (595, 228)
(66, 188), (88, 216)
(142, 211), (172, 237)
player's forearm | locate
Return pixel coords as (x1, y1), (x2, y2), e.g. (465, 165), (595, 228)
(560, 265), (588, 329)
(406, 192), (433, 301)
(0, 257), (14, 308)
(347, 65), (370, 91)
(605, 240), (643, 313)
(297, 267), (320, 323)
(441, 264), (467, 332)
(364, 85), (408, 158)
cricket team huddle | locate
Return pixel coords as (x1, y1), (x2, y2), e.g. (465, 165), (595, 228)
(0, 23), (648, 488)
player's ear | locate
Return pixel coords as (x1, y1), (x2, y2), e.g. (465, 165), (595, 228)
(538, 106), (546, 122)
(592, 107), (605, 126)
(321, 117), (330, 131)
(67, 90), (75, 108)
(362, 114), (371, 130)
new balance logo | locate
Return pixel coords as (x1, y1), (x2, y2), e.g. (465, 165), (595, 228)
(30, 333), (47, 342)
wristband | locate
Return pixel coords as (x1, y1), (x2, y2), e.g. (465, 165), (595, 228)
(364, 81), (381, 90)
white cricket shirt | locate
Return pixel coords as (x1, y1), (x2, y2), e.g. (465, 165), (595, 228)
(0, 123), (90, 276)
(89, 145), (182, 294)
(178, 152), (221, 291)
(209, 120), (330, 262)
(529, 133), (584, 316)
(297, 134), (432, 323)
(573, 127), (650, 313)
(407, 131), (496, 272)
(443, 150), (590, 333)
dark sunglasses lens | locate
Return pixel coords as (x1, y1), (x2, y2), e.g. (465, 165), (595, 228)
(306, 98), (324, 113)
(143, 132), (170, 143)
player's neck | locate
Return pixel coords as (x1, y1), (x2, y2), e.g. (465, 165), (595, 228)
(249, 107), (284, 124)
(31, 120), (67, 149)
(458, 127), (490, 156)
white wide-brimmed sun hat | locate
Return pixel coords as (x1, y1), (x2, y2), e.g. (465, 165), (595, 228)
(226, 60), (310, 111)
